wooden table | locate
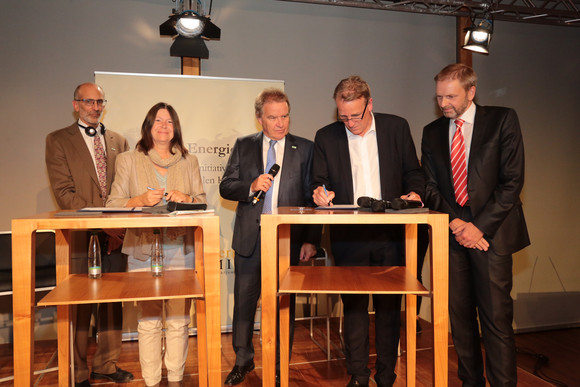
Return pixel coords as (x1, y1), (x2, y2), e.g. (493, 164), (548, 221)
(261, 207), (449, 387)
(12, 211), (221, 386)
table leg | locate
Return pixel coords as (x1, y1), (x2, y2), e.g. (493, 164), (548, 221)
(55, 229), (72, 385)
(405, 224), (418, 387)
(204, 221), (222, 387)
(430, 216), (449, 387)
(195, 226), (208, 387)
(11, 221), (35, 385)
(195, 220), (222, 386)
(261, 219), (285, 387)
(196, 298), (208, 387)
(278, 225), (291, 387)
(279, 294), (290, 387)
(56, 304), (71, 385)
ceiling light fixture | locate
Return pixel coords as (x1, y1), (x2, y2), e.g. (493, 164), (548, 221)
(159, 0), (221, 59)
(462, 14), (494, 54)
(175, 11), (205, 37)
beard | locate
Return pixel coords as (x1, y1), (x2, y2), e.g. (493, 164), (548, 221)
(441, 99), (470, 119)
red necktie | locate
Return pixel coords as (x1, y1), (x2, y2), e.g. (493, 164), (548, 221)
(94, 135), (107, 205)
(451, 119), (468, 207)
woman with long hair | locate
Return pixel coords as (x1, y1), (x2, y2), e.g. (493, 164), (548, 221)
(107, 102), (206, 387)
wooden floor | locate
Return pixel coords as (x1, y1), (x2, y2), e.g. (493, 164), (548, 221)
(1, 318), (578, 386)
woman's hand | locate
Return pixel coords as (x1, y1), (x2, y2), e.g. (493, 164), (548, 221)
(166, 190), (193, 203)
(141, 188), (165, 206)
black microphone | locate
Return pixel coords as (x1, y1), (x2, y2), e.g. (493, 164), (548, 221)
(357, 196), (376, 208)
(252, 164), (280, 205)
(357, 196), (392, 212)
(390, 198), (423, 210)
(371, 199), (391, 212)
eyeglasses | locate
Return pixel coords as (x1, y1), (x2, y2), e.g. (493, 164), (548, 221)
(338, 100), (368, 123)
(75, 99), (107, 107)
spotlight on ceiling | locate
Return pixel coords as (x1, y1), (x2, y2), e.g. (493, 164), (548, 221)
(175, 11), (205, 37)
(462, 15), (493, 54)
(159, 1), (221, 59)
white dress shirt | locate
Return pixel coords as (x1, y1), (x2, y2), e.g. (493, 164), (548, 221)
(345, 113), (382, 203)
(78, 119), (106, 178)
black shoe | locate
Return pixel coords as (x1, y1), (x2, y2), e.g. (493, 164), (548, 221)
(346, 377), (369, 387)
(224, 363), (255, 386)
(90, 367), (134, 383)
(75, 381), (91, 387)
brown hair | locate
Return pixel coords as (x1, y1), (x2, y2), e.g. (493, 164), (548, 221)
(254, 88), (290, 118)
(434, 64), (478, 91)
(136, 102), (188, 157)
(333, 75), (371, 103)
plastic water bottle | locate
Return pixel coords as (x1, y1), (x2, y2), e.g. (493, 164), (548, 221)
(88, 230), (102, 279)
(151, 229), (164, 277)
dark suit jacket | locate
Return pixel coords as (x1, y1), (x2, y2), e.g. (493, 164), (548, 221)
(46, 123), (129, 209)
(220, 132), (319, 257)
(421, 105), (530, 255)
(312, 113), (425, 204)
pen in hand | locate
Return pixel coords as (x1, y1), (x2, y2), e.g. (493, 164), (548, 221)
(323, 184), (332, 205)
(147, 187), (168, 196)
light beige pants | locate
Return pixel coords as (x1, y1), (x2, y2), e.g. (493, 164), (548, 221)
(137, 298), (191, 386)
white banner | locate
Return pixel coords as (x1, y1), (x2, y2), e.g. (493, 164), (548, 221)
(95, 72), (284, 330)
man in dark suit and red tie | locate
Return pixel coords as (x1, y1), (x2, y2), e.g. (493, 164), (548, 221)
(312, 75), (425, 387)
(421, 63), (530, 387)
(220, 88), (319, 386)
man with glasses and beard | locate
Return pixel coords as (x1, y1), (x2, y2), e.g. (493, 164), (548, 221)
(46, 83), (133, 386)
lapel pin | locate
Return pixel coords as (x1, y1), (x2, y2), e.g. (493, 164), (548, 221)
(292, 145), (297, 149)
(111, 147), (116, 151)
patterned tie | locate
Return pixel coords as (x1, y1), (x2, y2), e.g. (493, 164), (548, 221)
(262, 140), (277, 214)
(93, 135), (108, 205)
(451, 119), (468, 207)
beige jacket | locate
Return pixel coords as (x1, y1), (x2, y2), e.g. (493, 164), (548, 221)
(107, 150), (206, 261)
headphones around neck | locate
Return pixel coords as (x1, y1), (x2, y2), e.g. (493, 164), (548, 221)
(79, 122), (106, 137)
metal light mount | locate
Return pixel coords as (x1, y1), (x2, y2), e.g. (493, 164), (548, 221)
(159, 0), (221, 59)
(462, 12), (494, 54)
